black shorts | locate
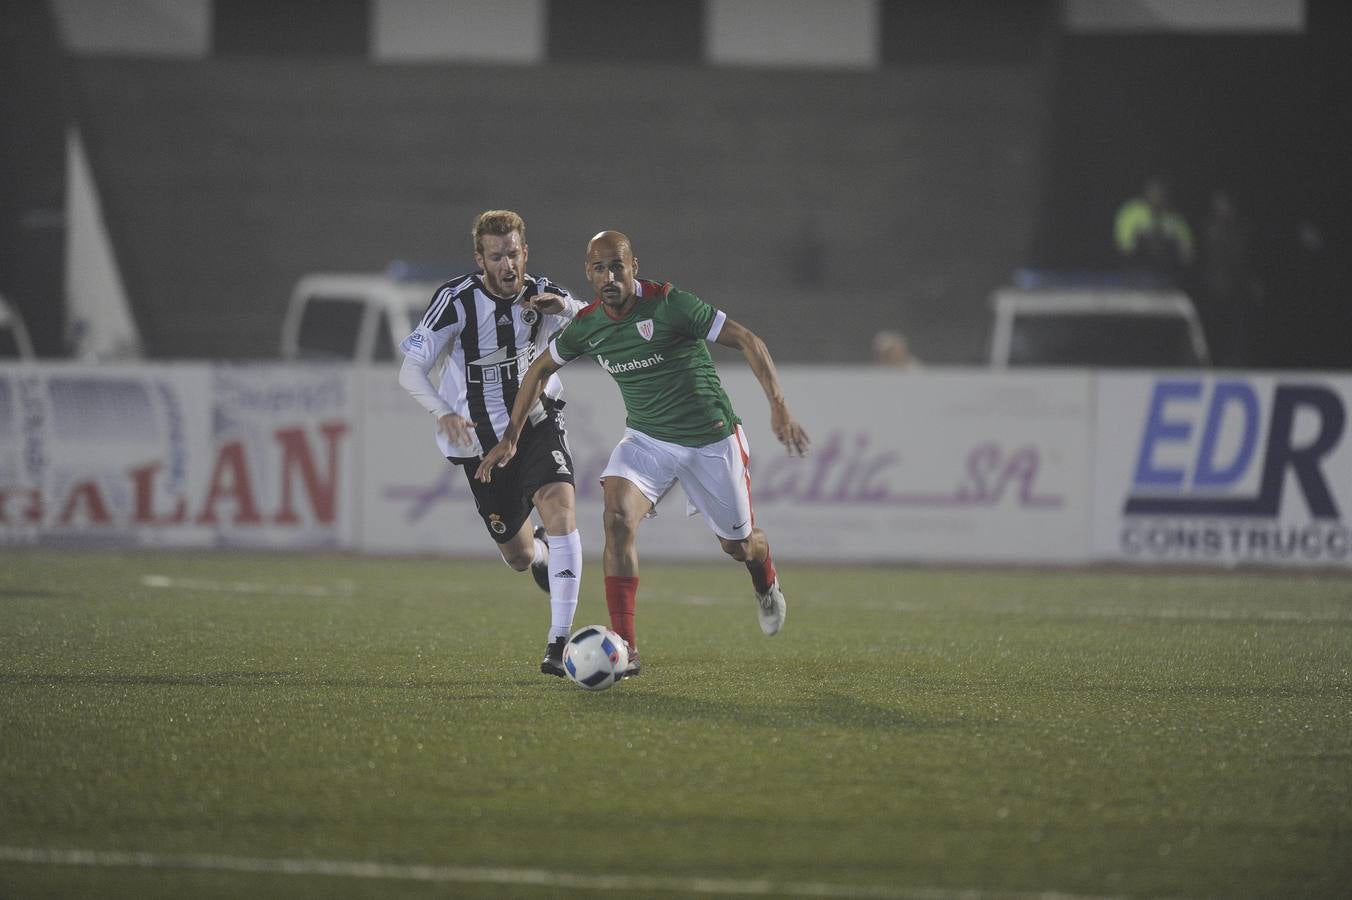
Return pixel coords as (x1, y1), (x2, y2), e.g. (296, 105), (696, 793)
(452, 413), (575, 544)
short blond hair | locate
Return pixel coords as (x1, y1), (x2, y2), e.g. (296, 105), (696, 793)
(473, 210), (525, 254)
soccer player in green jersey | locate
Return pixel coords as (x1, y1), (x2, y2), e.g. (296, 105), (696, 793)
(477, 230), (810, 676)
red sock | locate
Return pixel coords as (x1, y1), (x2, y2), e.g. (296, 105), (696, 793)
(605, 576), (639, 650)
(747, 548), (776, 594)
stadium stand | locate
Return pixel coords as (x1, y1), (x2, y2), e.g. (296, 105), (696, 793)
(70, 57), (1046, 362)
(0, 0), (67, 356)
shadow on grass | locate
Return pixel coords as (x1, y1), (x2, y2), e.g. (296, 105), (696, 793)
(0, 588), (60, 600)
(0, 671), (476, 690)
(590, 689), (990, 732)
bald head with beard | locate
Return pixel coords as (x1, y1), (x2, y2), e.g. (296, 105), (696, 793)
(585, 230), (641, 313)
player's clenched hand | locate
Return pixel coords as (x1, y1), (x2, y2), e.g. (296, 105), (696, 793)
(437, 413), (475, 447)
(525, 292), (566, 315)
(475, 439), (517, 482)
(770, 404), (810, 457)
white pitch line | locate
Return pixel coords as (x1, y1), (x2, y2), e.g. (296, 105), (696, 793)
(841, 598), (1352, 624)
(676, 593), (1352, 623)
(141, 574), (355, 598)
(0, 846), (1118, 900)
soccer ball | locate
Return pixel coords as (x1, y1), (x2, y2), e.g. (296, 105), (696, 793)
(563, 625), (629, 691)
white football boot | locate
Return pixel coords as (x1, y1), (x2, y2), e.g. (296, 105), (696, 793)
(617, 637), (641, 679)
(755, 580), (786, 636)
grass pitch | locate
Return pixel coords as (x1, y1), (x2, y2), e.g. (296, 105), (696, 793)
(1, 550), (1349, 898)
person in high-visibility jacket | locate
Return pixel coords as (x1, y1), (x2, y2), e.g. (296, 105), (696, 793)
(1114, 177), (1194, 279)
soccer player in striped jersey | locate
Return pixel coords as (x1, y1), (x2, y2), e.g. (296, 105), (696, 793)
(398, 210), (587, 678)
(477, 230), (810, 677)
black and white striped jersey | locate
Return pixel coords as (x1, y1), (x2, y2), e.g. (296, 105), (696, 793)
(399, 272), (582, 459)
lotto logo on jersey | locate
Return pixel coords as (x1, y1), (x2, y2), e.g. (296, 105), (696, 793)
(466, 345), (523, 385)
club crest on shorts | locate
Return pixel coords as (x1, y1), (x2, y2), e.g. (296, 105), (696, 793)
(488, 513), (507, 535)
(636, 319), (654, 341)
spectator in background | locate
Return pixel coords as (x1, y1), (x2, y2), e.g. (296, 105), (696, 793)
(1114, 177), (1194, 282)
(872, 330), (923, 369)
(1199, 189), (1261, 367)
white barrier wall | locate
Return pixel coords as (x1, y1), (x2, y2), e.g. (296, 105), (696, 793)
(0, 364), (356, 548)
(363, 367), (1094, 564)
(7, 362), (1352, 569)
(1093, 372), (1352, 567)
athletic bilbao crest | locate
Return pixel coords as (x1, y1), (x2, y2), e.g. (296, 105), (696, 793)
(636, 319), (654, 341)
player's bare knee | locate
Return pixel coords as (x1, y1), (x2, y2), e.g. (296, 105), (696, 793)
(534, 484), (576, 533)
(501, 546), (534, 571)
(603, 507), (639, 546)
(537, 501), (576, 536)
(744, 528), (768, 562)
(602, 507), (634, 538)
(720, 537), (749, 561)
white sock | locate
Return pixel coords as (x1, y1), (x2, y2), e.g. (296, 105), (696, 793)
(546, 530), (581, 641)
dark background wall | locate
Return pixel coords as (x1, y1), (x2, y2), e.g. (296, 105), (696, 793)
(24, 0), (1352, 367)
(213, 0), (370, 57)
(1031, 0), (1352, 368)
(71, 57), (1045, 363)
(0, 0), (67, 355)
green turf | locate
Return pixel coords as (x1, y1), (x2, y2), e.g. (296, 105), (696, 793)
(1, 550), (1349, 898)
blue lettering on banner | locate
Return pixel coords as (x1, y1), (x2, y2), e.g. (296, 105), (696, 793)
(1124, 379), (1344, 519)
(1195, 381), (1260, 488)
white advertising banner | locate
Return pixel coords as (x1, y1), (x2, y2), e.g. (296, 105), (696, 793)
(361, 365), (1094, 564)
(0, 364), (357, 548)
(358, 364), (636, 557)
(0, 364), (214, 546)
(358, 366), (490, 555)
(3, 362), (1097, 563)
(1093, 372), (1352, 567)
(725, 368), (1092, 563)
(207, 365), (358, 549)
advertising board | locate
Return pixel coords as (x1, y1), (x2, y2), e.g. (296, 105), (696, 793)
(1093, 373), (1352, 566)
(362, 366), (1093, 564)
(0, 364), (356, 548)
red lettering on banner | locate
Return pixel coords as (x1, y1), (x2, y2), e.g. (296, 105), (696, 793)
(129, 462), (188, 525)
(0, 488), (43, 525)
(274, 422), (347, 525)
(196, 441), (262, 525)
(58, 481), (113, 526)
(7, 422), (351, 531)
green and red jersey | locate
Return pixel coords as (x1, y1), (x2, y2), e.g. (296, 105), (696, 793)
(549, 279), (741, 447)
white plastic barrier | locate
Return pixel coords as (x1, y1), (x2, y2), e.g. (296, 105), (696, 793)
(10, 362), (1352, 568)
(360, 366), (1094, 564)
(0, 364), (356, 548)
(1093, 372), (1352, 567)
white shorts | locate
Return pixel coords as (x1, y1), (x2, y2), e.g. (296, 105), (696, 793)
(600, 426), (755, 541)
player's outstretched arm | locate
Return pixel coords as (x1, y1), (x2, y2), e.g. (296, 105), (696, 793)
(526, 292), (584, 318)
(715, 319), (810, 456)
(400, 353), (478, 454)
(475, 352), (564, 482)
(398, 354), (455, 419)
